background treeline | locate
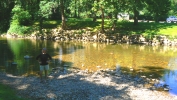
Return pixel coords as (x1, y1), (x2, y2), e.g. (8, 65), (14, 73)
(0, 0), (177, 35)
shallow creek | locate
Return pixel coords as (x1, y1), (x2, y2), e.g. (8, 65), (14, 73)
(0, 37), (177, 96)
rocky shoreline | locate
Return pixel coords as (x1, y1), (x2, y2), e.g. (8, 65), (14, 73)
(2, 27), (177, 46)
(0, 68), (177, 100)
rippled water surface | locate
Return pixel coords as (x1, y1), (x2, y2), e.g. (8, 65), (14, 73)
(0, 37), (177, 95)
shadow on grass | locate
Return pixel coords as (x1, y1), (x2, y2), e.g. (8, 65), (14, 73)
(67, 21), (100, 30)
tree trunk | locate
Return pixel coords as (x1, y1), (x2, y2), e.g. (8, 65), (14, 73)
(60, 0), (66, 30)
(155, 13), (159, 23)
(93, 13), (97, 22)
(74, 0), (77, 17)
(39, 17), (43, 34)
(111, 20), (117, 31)
(78, 0), (80, 18)
(101, 8), (105, 33)
(133, 8), (139, 25)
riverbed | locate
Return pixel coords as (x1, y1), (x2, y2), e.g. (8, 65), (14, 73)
(0, 37), (177, 96)
(0, 68), (177, 100)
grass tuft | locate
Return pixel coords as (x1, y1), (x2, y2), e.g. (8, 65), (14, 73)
(0, 83), (29, 100)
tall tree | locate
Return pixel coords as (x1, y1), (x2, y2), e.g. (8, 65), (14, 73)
(38, 0), (58, 33)
(0, 0), (15, 33)
(145, 0), (171, 22)
(68, 0), (79, 17)
(92, 0), (105, 33)
(127, 0), (145, 25)
(60, 0), (67, 29)
(116, 0), (146, 25)
(8, 5), (31, 34)
(92, 0), (116, 33)
(168, 0), (177, 16)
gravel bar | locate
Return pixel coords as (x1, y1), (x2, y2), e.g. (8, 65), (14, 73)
(0, 68), (177, 100)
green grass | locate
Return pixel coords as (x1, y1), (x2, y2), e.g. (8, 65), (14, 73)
(158, 24), (177, 37)
(33, 18), (177, 39)
(66, 18), (177, 36)
(0, 83), (28, 100)
(113, 21), (177, 39)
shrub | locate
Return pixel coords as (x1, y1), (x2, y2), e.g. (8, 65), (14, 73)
(8, 5), (31, 35)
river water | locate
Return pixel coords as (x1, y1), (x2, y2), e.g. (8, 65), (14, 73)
(0, 37), (177, 95)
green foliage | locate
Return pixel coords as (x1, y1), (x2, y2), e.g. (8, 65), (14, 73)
(8, 5), (31, 35)
(0, 21), (9, 34)
(0, 83), (28, 100)
(68, 18), (93, 21)
(0, 0), (175, 35)
(66, 18), (100, 29)
(38, 1), (58, 19)
(168, 0), (177, 16)
(92, 0), (115, 17)
(0, 0), (14, 33)
(11, 5), (31, 25)
(8, 20), (31, 35)
(42, 20), (62, 28)
(145, 0), (171, 22)
(8, 24), (30, 35)
(68, 0), (93, 18)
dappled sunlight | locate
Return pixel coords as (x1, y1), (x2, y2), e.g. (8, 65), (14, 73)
(0, 66), (176, 99)
(46, 93), (57, 99)
(56, 73), (76, 79)
(17, 84), (30, 90)
(6, 74), (24, 78)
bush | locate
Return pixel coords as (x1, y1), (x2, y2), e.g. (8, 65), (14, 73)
(8, 20), (30, 35)
(11, 5), (31, 26)
(8, 5), (31, 35)
(8, 25), (30, 35)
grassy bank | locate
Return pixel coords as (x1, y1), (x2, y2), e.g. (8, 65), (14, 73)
(0, 83), (28, 100)
(40, 18), (177, 39)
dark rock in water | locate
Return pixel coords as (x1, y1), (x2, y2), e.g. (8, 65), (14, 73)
(24, 55), (32, 59)
(11, 62), (17, 65)
(154, 80), (170, 91)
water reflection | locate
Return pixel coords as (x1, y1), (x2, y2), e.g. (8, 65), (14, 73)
(162, 70), (177, 95)
(0, 37), (177, 95)
(166, 57), (177, 95)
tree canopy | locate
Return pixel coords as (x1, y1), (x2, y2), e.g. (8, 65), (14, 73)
(0, 0), (175, 34)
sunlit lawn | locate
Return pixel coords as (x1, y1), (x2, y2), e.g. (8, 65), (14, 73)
(0, 83), (28, 100)
(158, 24), (177, 37)
(34, 18), (177, 39)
